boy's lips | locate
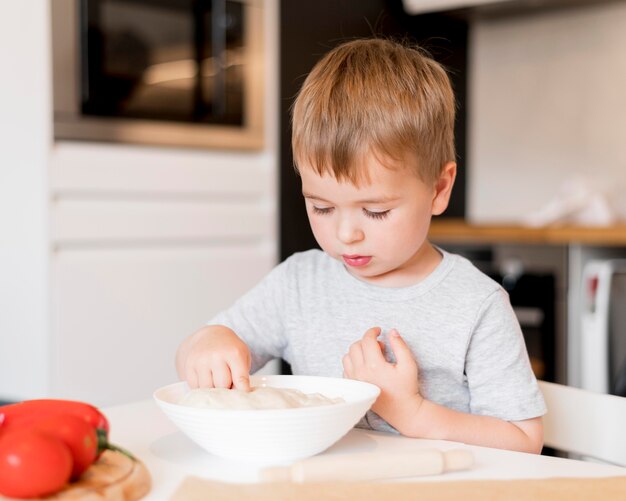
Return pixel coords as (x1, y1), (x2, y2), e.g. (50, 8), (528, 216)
(342, 255), (372, 267)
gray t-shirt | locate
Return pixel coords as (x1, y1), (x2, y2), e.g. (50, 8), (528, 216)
(210, 248), (546, 433)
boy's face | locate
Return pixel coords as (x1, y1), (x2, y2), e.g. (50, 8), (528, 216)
(300, 155), (455, 286)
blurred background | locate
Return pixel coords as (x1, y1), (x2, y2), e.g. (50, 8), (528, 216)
(1, 0), (625, 411)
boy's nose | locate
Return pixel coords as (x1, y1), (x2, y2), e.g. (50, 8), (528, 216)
(337, 217), (364, 244)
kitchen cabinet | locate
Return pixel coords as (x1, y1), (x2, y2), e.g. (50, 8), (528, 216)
(43, 126), (279, 408)
(52, 244), (274, 405)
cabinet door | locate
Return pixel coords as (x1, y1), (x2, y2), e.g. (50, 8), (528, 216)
(51, 244), (274, 406)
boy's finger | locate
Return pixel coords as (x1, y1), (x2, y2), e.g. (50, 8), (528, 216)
(188, 369), (200, 389)
(389, 329), (415, 366)
(230, 364), (251, 391)
(212, 360), (233, 389)
(348, 341), (365, 367)
(361, 333), (386, 366)
(342, 354), (354, 378)
(363, 326), (382, 341)
(197, 367), (214, 389)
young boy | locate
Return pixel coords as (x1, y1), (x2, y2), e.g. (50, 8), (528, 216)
(176, 38), (545, 454)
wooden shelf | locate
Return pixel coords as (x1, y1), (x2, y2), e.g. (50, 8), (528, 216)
(429, 219), (626, 246)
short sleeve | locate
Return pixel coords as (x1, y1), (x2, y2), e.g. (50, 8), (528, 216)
(209, 259), (289, 373)
(464, 288), (546, 421)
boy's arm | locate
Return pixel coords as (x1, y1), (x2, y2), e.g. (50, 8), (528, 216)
(376, 393), (543, 454)
(343, 328), (544, 454)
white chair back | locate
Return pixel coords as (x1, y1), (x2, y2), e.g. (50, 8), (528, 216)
(539, 380), (626, 466)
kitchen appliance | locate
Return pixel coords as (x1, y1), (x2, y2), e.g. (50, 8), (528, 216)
(580, 259), (626, 396)
(51, 0), (264, 150)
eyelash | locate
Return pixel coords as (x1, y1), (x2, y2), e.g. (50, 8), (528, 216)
(312, 206), (333, 215)
(311, 206), (390, 220)
(365, 209), (390, 220)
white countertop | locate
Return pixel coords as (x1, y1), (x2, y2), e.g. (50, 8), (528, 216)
(104, 399), (626, 500)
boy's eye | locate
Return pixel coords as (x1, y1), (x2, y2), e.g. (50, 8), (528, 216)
(363, 209), (390, 220)
(312, 206), (333, 215)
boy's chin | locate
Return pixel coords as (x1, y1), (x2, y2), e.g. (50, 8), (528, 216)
(343, 263), (387, 280)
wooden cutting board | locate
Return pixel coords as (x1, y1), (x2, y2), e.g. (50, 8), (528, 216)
(1, 450), (151, 501)
(171, 475), (626, 501)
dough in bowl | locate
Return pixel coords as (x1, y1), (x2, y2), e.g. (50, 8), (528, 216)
(178, 386), (344, 410)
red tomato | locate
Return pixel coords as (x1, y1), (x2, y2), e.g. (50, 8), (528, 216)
(0, 430), (72, 498)
(0, 399), (110, 434)
(35, 414), (99, 480)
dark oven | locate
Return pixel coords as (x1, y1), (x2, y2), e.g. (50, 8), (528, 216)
(51, 0), (265, 150)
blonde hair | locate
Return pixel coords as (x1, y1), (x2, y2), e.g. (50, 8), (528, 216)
(291, 38), (456, 185)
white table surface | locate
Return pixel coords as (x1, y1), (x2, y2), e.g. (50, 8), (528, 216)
(104, 399), (626, 500)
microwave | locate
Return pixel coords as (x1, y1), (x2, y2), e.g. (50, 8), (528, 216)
(51, 0), (265, 150)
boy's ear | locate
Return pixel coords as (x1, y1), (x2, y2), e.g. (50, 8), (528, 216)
(431, 162), (457, 216)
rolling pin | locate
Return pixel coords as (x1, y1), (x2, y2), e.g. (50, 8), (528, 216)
(259, 449), (474, 483)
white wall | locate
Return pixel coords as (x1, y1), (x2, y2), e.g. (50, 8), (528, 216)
(469, 2), (626, 223)
(0, 1), (51, 399)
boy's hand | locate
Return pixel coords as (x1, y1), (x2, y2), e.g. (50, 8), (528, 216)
(177, 325), (252, 391)
(342, 327), (421, 418)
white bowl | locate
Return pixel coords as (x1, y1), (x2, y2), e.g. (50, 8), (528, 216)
(153, 375), (380, 463)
